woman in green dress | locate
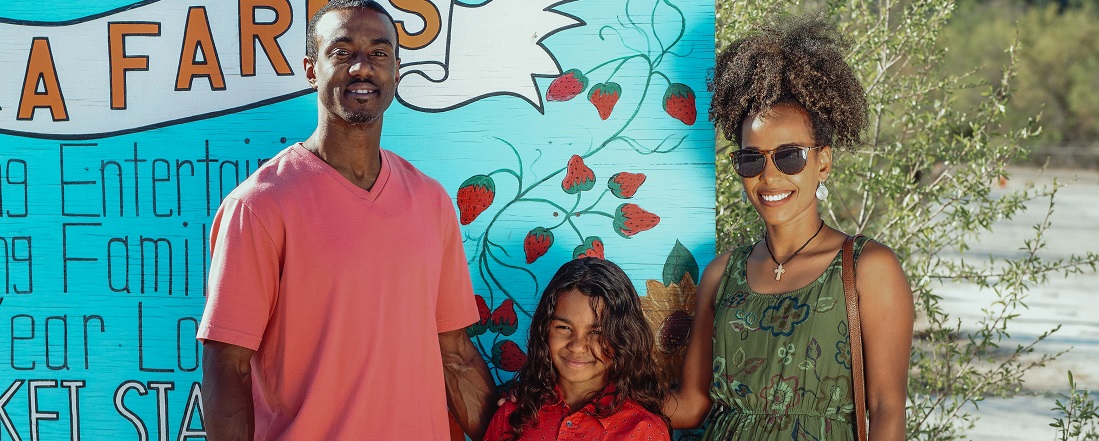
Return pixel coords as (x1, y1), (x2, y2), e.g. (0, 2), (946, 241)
(663, 14), (914, 440)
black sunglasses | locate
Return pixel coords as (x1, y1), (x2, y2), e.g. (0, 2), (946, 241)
(730, 145), (823, 178)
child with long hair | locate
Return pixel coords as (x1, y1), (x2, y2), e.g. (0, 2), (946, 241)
(482, 257), (671, 440)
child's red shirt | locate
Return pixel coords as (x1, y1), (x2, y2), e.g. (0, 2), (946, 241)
(482, 387), (670, 440)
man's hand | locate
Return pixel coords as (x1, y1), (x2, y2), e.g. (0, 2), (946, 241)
(439, 329), (496, 440)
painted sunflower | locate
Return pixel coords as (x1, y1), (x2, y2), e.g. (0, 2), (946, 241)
(640, 273), (697, 385)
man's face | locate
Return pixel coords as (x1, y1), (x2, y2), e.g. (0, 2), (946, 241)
(304, 8), (399, 126)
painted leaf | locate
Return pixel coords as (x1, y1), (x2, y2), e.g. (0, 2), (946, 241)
(663, 240), (699, 286)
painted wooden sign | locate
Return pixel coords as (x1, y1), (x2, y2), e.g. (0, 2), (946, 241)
(0, 0), (714, 438)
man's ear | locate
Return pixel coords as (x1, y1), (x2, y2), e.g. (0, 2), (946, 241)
(394, 57), (401, 87)
(304, 56), (317, 89)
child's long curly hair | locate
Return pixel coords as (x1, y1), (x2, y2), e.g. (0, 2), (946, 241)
(709, 13), (869, 151)
(506, 257), (669, 437)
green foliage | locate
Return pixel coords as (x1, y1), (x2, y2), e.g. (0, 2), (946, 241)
(714, 0), (1099, 439)
(1051, 371), (1099, 440)
(942, 2), (1099, 162)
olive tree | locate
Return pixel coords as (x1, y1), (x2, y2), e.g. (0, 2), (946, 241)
(713, 0), (1099, 439)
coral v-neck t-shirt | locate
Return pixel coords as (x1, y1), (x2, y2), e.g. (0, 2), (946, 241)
(198, 144), (478, 440)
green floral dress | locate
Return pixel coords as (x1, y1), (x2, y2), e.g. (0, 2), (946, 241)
(703, 236), (868, 441)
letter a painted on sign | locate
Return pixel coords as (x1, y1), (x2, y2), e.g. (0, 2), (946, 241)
(18, 38), (69, 121)
(177, 7), (227, 91)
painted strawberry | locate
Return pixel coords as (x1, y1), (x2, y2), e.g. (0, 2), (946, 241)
(489, 299), (518, 336)
(561, 155), (596, 194)
(492, 340), (528, 372)
(588, 82), (621, 120)
(547, 69), (588, 101)
(608, 172), (646, 199)
(524, 227), (554, 264)
(613, 203), (660, 238)
(573, 236), (605, 260)
(467, 295), (491, 337)
(662, 83), (697, 125)
(456, 175), (495, 225)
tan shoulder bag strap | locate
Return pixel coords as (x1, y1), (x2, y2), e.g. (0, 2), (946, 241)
(843, 234), (868, 441)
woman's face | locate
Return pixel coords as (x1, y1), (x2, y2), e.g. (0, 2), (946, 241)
(738, 103), (832, 227)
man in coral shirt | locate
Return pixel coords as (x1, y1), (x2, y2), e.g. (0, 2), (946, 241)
(197, 1), (495, 439)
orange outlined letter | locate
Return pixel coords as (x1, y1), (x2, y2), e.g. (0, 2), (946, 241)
(239, 0), (293, 76)
(109, 22), (162, 110)
(177, 7), (226, 90)
(307, 0), (326, 20)
(391, 0), (441, 50)
(305, 0), (442, 51)
(18, 37), (69, 121)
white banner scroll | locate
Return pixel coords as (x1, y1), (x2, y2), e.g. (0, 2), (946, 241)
(0, 0), (580, 139)
(397, 0), (582, 112)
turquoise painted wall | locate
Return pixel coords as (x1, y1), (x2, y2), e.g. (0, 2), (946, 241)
(0, 0), (714, 438)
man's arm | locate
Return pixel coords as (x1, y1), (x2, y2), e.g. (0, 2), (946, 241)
(439, 328), (496, 440)
(202, 340), (256, 441)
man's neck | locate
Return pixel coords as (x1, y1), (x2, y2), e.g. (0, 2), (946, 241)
(305, 122), (384, 191)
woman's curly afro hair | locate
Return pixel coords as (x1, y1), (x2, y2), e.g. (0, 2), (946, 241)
(709, 13), (869, 152)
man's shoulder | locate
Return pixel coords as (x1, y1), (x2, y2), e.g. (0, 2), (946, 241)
(228, 144), (309, 201)
(383, 149), (449, 196)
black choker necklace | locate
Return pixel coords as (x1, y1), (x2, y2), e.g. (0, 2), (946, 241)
(763, 220), (826, 281)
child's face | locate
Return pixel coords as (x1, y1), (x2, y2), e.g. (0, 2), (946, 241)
(548, 289), (609, 397)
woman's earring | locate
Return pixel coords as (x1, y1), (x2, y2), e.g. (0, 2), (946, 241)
(741, 190), (748, 202)
(815, 182), (829, 200)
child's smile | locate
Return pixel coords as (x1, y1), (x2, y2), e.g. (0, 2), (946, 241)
(549, 289), (610, 409)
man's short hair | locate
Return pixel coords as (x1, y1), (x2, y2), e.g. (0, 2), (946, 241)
(305, 0), (399, 60)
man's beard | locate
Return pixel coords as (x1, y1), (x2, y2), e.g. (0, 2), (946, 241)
(343, 110), (380, 125)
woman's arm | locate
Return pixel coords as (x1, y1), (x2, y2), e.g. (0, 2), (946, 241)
(664, 253), (728, 428)
(855, 241), (914, 441)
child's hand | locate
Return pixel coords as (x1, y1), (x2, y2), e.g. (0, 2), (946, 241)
(496, 391), (518, 407)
